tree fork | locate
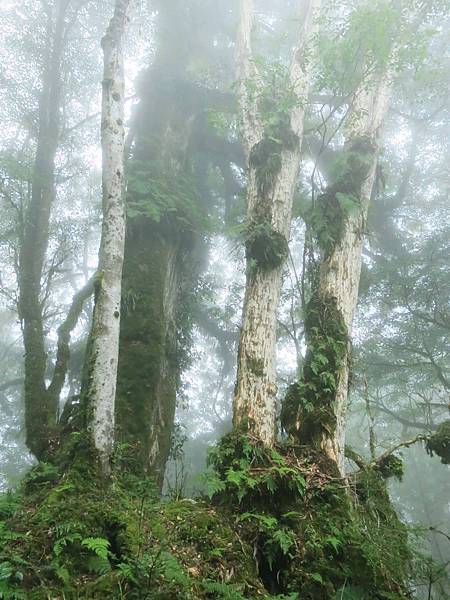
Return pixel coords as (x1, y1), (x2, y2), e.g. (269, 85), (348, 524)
(233, 0), (321, 444)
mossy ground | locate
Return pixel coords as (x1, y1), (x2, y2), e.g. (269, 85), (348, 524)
(206, 433), (412, 600)
(0, 434), (415, 599)
(0, 452), (268, 599)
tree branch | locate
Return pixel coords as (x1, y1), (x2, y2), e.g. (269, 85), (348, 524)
(47, 275), (95, 403)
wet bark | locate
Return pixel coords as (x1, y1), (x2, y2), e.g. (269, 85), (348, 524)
(290, 77), (391, 473)
(233, 0), (321, 444)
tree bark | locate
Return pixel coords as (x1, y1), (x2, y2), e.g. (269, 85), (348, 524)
(291, 75), (391, 473)
(83, 0), (131, 475)
(233, 0), (321, 444)
(18, 0), (70, 460)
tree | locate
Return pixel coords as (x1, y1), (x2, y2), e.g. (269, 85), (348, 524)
(115, 0), (240, 487)
(82, 0), (132, 474)
(0, 0), (108, 463)
(233, 0), (321, 444)
(17, 0), (71, 460)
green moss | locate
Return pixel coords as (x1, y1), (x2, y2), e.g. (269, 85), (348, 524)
(116, 227), (182, 486)
(249, 127), (299, 198)
(426, 420), (450, 464)
(206, 434), (411, 599)
(0, 464), (267, 599)
(245, 222), (289, 272)
(281, 294), (348, 445)
(310, 135), (377, 257)
(376, 454), (404, 481)
(0, 435), (418, 599)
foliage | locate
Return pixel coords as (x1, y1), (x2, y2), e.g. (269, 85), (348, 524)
(282, 293), (348, 444)
(375, 454), (404, 481)
(127, 159), (209, 234)
(205, 433), (413, 599)
(250, 130), (298, 199)
(244, 222), (289, 272)
(316, 0), (405, 95)
(309, 136), (376, 257)
(0, 458), (269, 599)
(426, 420), (450, 465)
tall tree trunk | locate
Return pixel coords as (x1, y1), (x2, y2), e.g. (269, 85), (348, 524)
(18, 0), (69, 460)
(83, 0), (131, 475)
(115, 71), (205, 489)
(289, 75), (391, 473)
(233, 0), (321, 444)
(115, 0), (236, 489)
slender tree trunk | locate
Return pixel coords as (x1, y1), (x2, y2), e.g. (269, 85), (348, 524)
(84, 0), (131, 474)
(18, 0), (69, 460)
(233, 0), (321, 444)
(291, 76), (391, 473)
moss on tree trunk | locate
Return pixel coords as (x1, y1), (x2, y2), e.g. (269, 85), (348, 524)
(116, 224), (182, 488)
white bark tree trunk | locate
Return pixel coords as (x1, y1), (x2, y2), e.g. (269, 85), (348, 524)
(286, 75), (392, 474)
(233, 0), (321, 444)
(319, 79), (391, 472)
(86, 0), (131, 474)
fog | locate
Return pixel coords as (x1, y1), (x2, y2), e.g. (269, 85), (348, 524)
(0, 0), (448, 597)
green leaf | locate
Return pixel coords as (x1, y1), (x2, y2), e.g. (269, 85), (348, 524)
(311, 572), (324, 584)
(81, 537), (110, 560)
(326, 535), (341, 552)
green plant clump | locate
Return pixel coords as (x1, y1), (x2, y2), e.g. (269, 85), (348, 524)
(426, 420), (450, 464)
(249, 126), (299, 199)
(375, 454), (404, 481)
(245, 222), (289, 272)
(281, 293), (348, 445)
(0, 456), (269, 599)
(206, 433), (412, 599)
(310, 135), (377, 257)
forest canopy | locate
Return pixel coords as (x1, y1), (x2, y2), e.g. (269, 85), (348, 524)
(0, 0), (448, 598)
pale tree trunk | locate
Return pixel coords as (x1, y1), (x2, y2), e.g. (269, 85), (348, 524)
(290, 75), (391, 474)
(84, 0), (131, 474)
(319, 80), (391, 471)
(233, 0), (321, 444)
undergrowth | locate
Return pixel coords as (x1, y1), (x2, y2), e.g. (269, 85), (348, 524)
(206, 433), (413, 600)
(0, 432), (434, 599)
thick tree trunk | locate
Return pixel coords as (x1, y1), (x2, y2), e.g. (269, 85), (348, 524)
(115, 65), (207, 487)
(84, 0), (131, 474)
(116, 228), (182, 488)
(18, 0), (69, 460)
(233, 0), (321, 444)
(290, 77), (391, 473)
(115, 0), (235, 488)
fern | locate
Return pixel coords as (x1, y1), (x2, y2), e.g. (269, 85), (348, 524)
(81, 537), (110, 560)
(53, 533), (82, 557)
(86, 555), (111, 575)
(201, 579), (246, 599)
